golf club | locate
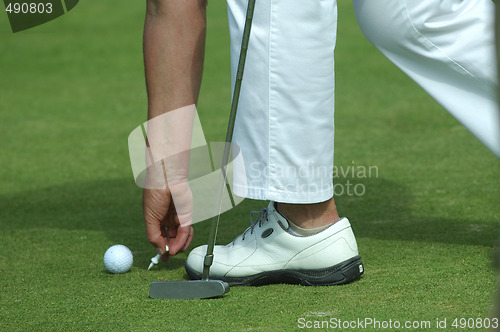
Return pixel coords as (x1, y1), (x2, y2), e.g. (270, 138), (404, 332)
(149, 0), (257, 300)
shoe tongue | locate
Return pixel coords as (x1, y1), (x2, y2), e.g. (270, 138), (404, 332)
(268, 201), (289, 229)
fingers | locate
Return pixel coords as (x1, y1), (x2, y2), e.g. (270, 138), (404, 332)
(167, 225), (193, 255)
(181, 226), (194, 252)
(143, 188), (171, 257)
(143, 187), (194, 259)
(145, 222), (168, 255)
(146, 224), (170, 262)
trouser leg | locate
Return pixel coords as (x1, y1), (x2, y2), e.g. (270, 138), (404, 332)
(228, 0), (338, 203)
(353, 0), (500, 158)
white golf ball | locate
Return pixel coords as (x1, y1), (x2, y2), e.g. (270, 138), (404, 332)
(103, 244), (133, 274)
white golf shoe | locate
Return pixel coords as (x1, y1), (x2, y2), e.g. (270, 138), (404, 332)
(185, 202), (364, 286)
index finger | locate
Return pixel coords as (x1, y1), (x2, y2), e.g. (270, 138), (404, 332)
(145, 220), (169, 256)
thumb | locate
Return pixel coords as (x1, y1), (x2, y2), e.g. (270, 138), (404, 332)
(167, 225), (192, 255)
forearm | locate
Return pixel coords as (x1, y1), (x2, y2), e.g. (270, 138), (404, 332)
(144, 0), (207, 120)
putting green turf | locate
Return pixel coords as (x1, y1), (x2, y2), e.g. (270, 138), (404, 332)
(1, 1), (499, 331)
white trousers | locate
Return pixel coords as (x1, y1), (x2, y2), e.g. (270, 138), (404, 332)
(228, 0), (499, 204)
(228, 0), (338, 204)
(353, 0), (500, 158)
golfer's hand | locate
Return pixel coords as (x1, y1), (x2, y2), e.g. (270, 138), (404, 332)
(143, 188), (194, 259)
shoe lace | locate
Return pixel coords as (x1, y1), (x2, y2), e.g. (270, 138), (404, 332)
(235, 208), (268, 243)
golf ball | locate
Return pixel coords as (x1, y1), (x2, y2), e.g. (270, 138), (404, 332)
(103, 244), (133, 274)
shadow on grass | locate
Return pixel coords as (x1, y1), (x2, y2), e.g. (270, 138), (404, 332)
(211, 178), (500, 248)
(0, 179), (142, 233)
(334, 177), (499, 248)
(0, 179), (150, 270)
(0, 177), (498, 266)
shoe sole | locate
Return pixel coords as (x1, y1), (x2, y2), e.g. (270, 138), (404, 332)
(185, 255), (364, 287)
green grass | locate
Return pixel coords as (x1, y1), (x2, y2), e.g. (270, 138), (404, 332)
(1, 1), (499, 331)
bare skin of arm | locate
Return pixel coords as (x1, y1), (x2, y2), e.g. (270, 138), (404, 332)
(143, 0), (207, 259)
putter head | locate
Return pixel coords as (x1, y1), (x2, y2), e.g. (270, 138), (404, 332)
(149, 280), (230, 299)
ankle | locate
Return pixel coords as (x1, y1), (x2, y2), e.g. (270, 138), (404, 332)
(276, 198), (339, 229)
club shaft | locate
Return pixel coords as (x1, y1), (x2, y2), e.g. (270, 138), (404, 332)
(202, 0), (257, 280)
